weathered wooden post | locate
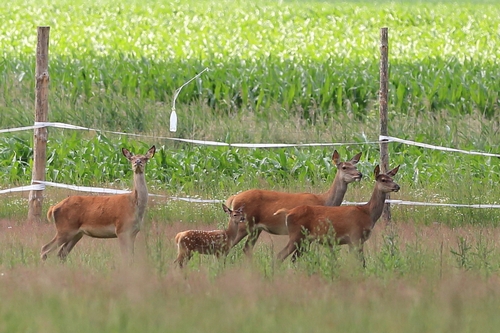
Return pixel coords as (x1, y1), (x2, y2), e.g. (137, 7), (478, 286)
(379, 27), (391, 224)
(28, 26), (50, 223)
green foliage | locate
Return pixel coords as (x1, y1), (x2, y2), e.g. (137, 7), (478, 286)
(0, 136), (32, 182)
(376, 231), (407, 274)
(450, 231), (497, 275)
(1, 0), (500, 133)
(1, 125), (500, 228)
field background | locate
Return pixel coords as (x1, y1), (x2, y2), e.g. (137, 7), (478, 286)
(1, 0), (500, 331)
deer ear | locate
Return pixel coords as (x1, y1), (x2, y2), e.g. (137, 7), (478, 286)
(147, 145), (156, 158)
(122, 148), (133, 160)
(350, 152), (362, 164)
(386, 165), (400, 177)
(222, 204), (231, 214)
(332, 150), (340, 165)
(374, 165), (380, 178)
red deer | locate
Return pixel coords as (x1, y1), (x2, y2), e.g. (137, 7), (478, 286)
(226, 150), (362, 254)
(40, 146), (156, 261)
(174, 204), (246, 268)
(275, 165), (400, 266)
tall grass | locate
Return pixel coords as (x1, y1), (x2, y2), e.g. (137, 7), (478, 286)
(3, 220), (500, 332)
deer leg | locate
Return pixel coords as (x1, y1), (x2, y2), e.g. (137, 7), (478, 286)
(174, 244), (184, 268)
(174, 249), (191, 268)
(117, 231), (138, 260)
(174, 241), (191, 268)
(40, 231), (79, 261)
(291, 237), (309, 263)
(174, 256), (182, 268)
(178, 258), (186, 268)
(180, 252), (193, 268)
(277, 233), (303, 262)
(40, 236), (58, 261)
(214, 251), (225, 265)
(57, 232), (83, 261)
(277, 241), (297, 262)
(174, 253), (186, 268)
(291, 239), (309, 263)
(219, 248), (232, 265)
(349, 242), (366, 268)
(358, 245), (366, 268)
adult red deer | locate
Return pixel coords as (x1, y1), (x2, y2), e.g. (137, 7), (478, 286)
(174, 204), (246, 268)
(40, 145), (156, 261)
(226, 150), (362, 254)
(275, 165), (400, 266)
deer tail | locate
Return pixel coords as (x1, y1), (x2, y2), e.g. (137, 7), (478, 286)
(46, 206), (55, 223)
(273, 208), (289, 216)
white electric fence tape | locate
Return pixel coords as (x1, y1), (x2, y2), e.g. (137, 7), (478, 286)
(29, 181), (222, 203)
(0, 184), (44, 194)
(0, 125), (40, 134)
(0, 122), (499, 208)
(32, 121), (380, 147)
(4, 179), (499, 208)
(380, 135), (500, 158)
(343, 200), (500, 209)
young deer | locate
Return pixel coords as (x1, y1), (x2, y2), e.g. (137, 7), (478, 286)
(40, 145), (156, 261)
(226, 150), (362, 254)
(275, 165), (400, 267)
(174, 204), (246, 268)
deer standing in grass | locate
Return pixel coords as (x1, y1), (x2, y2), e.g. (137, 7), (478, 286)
(275, 165), (400, 267)
(225, 150), (362, 254)
(40, 145), (156, 261)
(174, 204), (246, 268)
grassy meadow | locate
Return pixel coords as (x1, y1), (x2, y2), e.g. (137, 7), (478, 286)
(1, 0), (500, 331)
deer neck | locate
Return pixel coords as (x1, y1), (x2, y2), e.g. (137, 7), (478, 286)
(226, 223), (240, 247)
(132, 171), (149, 219)
(367, 186), (387, 227)
(322, 174), (348, 206)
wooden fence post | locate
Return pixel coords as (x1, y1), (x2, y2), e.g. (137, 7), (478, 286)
(379, 27), (391, 224)
(28, 26), (50, 223)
